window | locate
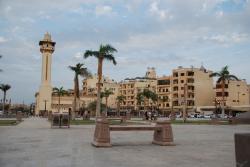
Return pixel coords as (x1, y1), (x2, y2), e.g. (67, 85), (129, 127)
(181, 80), (184, 83)
(157, 80), (170, 85)
(181, 73), (185, 76)
(173, 79), (178, 84)
(187, 71), (194, 76)
(216, 92), (229, 97)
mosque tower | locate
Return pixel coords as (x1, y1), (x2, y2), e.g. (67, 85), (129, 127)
(36, 32), (56, 115)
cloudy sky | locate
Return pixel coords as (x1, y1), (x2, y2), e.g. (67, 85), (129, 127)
(0, 0), (250, 104)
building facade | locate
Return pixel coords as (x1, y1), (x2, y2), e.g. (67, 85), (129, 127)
(119, 68), (157, 115)
(215, 80), (250, 107)
(171, 66), (215, 113)
(156, 76), (172, 112)
(82, 75), (119, 109)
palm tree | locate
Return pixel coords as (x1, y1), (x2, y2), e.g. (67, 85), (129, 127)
(0, 84), (11, 114)
(53, 87), (68, 113)
(116, 95), (126, 117)
(136, 89), (158, 117)
(69, 63), (91, 119)
(210, 66), (239, 118)
(101, 88), (113, 116)
(84, 44), (117, 117)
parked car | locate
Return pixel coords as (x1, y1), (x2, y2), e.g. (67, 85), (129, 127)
(204, 115), (211, 119)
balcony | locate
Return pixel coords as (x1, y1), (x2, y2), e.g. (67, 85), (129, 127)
(173, 79), (178, 84)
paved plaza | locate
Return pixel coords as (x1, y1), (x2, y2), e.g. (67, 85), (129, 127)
(0, 118), (249, 167)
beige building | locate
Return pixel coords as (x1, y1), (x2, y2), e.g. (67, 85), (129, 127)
(215, 80), (250, 109)
(171, 66), (215, 113)
(119, 68), (157, 114)
(82, 75), (119, 109)
(156, 76), (172, 112)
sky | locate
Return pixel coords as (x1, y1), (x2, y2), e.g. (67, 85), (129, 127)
(0, 0), (250, 104)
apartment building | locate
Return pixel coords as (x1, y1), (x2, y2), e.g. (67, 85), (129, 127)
(119, 68), (157, 113)
(215, 80), (250, 107)
(156, 76), (172, 112)
(82, 75), (119, 108)
(171, 66), (215, 112)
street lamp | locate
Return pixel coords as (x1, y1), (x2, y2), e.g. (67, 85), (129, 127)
(44, 100), (47, 115)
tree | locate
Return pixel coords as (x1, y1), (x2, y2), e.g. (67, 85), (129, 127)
(52, 87), (68, 113)
(210, 66), (239, 117)
(0, 84), (11, 114)
(136, 89), (158, 116)
(69, 63), (91, 119)
(84, 44), (117, 117)
(116, 95), (126, 117)
(101, 88), (113, 116)
(87, 100), (107, 116)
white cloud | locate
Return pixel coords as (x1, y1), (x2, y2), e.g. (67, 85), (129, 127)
(5, 6), (12, 13)
(21, 17), (35, 23)
(0, 36), (8, 43)
(216, 10), (224, 18)
(149, 2), (173, 20)
(95, 5), (113, 16)
(74, 52), (82, 60)
(202, 33), (249, 44)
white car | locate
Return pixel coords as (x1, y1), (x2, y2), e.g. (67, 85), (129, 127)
(0, 111), (3, 115)
(204, 115), (211, 119)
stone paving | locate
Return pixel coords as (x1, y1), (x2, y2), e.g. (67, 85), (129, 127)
(0, 117), (249, 167)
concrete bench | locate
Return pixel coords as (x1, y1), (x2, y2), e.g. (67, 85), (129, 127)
(107, 116), (127, 124)
(92, 118), (175, 147)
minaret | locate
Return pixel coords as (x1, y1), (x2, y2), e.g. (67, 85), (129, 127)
(37, 32), (56, 114)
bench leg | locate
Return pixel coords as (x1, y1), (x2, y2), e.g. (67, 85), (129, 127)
(92, 117), (112, 147)
(152, 121), (175, 146)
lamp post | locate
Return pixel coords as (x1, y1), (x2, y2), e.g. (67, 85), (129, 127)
(44, 100), (47, 115)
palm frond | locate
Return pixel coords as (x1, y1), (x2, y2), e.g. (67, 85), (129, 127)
(0, 84), (11, 92)
(227, 75), (239, 81)
(84, 50), (99, 59)
(209, 72), (220, 78)
(104, 54), (117, 65)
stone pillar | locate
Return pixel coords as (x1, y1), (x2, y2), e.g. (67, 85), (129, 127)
(92, 117), (111, 147)
(235, 133), (250, 167)
(152, 120), (175, 146)
(16, 111), (22, 122)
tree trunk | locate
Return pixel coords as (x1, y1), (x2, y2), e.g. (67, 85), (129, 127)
(72, 74), (79, 120)
(3, 91), (6, 115)
(117, 102), (120, 117)
(221, 80), (225, 118)
(96, 57), (103, 118)
(58, 95), (61, 113)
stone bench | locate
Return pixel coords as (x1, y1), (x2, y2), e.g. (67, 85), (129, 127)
(92, 118), (175, 147)
(107, 116), (127, 124)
